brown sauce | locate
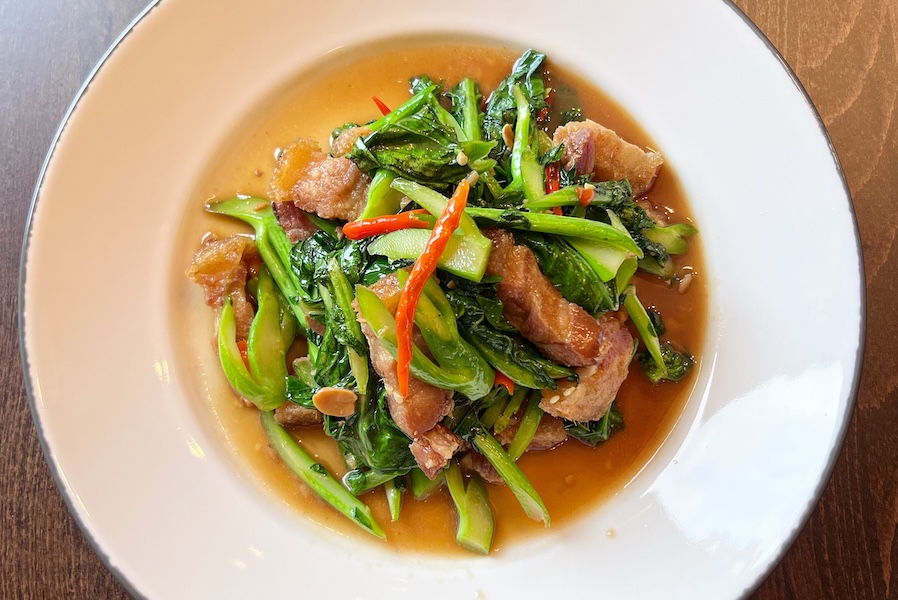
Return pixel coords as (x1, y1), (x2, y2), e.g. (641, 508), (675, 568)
(173, 41), (707, 555)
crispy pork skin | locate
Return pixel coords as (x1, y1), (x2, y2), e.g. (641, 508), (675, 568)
(494, 411), (568, 451)
(186, 234), (258, 338)
(553, 119), (663, 196)
(330, 126), (372, 158)
(484, 229), (605, 367)
(271, 200), (318, 244)
(269, 138), (369, 221)
(539, 315), (634, 422)
(410, 425), (463, 480)
(485, 229), (635, 422)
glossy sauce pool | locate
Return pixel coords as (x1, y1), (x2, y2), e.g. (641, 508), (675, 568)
(174, 41), (707, 555)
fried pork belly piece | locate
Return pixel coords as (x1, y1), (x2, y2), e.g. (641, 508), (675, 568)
(410, 424), (463, 480)
(484, 229), (605, 367)
(353, 273), (458, 477)
(553, 119), (663, 196)
(269, 137), (369, 221)
(186, 234), (258, 338)
(539, 315), (635, 422)
(330, 126), (372, 158)
(273, 403), (324, 427)
(494, 411), (568, 451)
(485, 229), (636, 422)
(271, 200), (318, 244)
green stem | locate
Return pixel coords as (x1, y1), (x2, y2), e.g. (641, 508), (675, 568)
(260, 411), (385, 539)
(465, 207), (643, 257)
(384, 478), (402, 522)
(507, 392), (543, 460)
(445, 461), (495, 554)
(410, 467), (445, 499)
(623, 284), (666, 375)
(472, 429), (549, 525)
(217, 298), (282, 411)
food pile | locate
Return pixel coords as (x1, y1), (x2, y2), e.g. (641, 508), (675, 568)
(187, 50), (698, 553)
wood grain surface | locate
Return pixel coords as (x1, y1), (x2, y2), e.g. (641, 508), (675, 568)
(1, 0), (894, 598)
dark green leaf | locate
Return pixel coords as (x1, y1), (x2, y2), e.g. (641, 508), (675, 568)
(563, 402), (625, 446)
(515, 232), (616, 314)
(483, 50), (548, 158)
(325, 386), (416, 473)
(637, 343), (694, 383)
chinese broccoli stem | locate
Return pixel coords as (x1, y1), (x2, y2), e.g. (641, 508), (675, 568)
(507, 85), (545, 203)
(445, 461), (495, 554)
(218, 298), (283, 411)
(384, 478), (402, 522)
(472, 429), (549, 526)
(622, 284), (665, 373)
(206, 197), (313, 333)
(410, 467), (445, 500)
(507, 392), (544, 460)
(260, 411), (385, 539)
(246, 266), (292, 401)
(493, 386), (528, 434)
(464, 207), (643, 257)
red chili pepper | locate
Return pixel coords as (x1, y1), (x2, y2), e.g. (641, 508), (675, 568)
(395, 179), (471, 395)
(494, 371), (515, 395)
(372, 96), (391, 116)
(341, 210), (430, 240)
(551, 206), (563, 216)
(577, 186), (596, 206)
(236, 339), (250, 369)
(545, 162), (561, 194)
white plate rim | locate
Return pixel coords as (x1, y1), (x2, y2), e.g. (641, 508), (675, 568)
(18, 1), (865, 598)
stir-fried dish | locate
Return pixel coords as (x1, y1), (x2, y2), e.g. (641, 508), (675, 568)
(187, 49), (699, 553)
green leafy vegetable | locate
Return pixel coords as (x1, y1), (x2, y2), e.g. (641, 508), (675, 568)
(260, 410), (385, 539)
(564, 402), (625, 446)
(638, 343), (695, 383)
(516, 232), (616, 314)
(348, 84), (495, 185)
(483, 49), (548, 158)
(354, 283), (493, 400)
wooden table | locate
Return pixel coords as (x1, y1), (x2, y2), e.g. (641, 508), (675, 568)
(1, 1), (894, 598)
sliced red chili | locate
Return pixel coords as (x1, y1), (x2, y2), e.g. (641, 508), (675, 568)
(341, 210), (430, 240)
(577, 186), (596, 206)
(545, 162), (561, 194)
(236, 339), (250, 369)
(372, 96), (391, 116)
(494, 371), (515, 395)
(395, 179), (470, 395)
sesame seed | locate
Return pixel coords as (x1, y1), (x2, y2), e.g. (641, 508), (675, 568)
(456, 150), (468, 166)
(677, 272), (694, 294)
(579, 365), (598, 378)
